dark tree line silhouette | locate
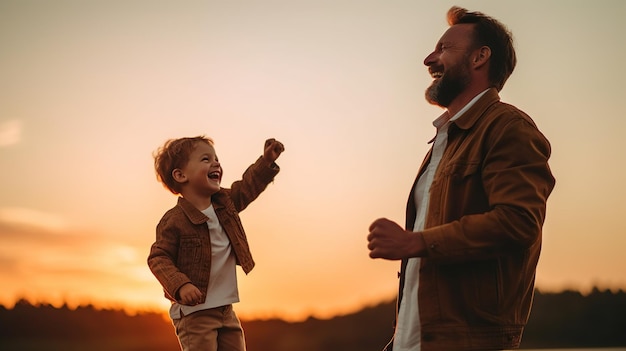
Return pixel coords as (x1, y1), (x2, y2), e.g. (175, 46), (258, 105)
(1, 288), (625, 351)
(522, 288), (626, 348)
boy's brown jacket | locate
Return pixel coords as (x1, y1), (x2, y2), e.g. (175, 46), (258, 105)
(148, 156), (279, 303)
(394, 88), (555, 351)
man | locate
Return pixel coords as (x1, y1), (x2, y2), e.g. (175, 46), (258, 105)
(367, 6), (555, 351)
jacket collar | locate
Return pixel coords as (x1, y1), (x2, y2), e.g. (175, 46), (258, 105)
(177, 196), (210, 225)
(452, 87), (500, 131)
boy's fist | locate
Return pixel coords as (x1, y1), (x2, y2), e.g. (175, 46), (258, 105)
(178, 282), (203, 306)
(264, 138), (285, 162)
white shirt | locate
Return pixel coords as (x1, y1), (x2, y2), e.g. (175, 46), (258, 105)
(169, 204), (239, 319)
(393, 90), (488, 350)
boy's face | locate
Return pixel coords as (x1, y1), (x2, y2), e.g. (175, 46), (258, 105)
(177, 142), (222, 197)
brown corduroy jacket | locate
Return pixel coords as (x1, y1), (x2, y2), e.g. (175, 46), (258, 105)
(148, 156), (279, 303)
(392, 88), (555, 351)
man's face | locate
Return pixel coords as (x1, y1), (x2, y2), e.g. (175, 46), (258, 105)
(423, 24), (475, 108)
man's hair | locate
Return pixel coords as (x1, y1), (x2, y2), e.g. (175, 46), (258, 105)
(153, 136), (214, 194)
(447, 6), (516, 91)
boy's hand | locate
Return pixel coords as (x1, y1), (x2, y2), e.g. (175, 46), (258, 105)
(178, 283), (203, 306)
(263, 138), (285, 163)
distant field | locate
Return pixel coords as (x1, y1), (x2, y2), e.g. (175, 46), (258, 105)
(1, 337), (177, 351)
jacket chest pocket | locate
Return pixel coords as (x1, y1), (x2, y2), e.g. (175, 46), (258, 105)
(429, 162), (482, 220)
(179, 237), (202, 264)
(439, 161), (480, 182)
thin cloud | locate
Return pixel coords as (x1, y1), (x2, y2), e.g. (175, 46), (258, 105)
(0, 207), (68, 233)
(0, 223), (156, 311)
(0, 119), (22, 147)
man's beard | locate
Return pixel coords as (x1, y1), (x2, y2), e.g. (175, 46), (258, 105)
(425, 60), (471, 108)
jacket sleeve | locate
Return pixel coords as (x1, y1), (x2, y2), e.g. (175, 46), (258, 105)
(227, 156), (280, 212)
(421, 112), (556, 261)
(147, 213), (191, 302)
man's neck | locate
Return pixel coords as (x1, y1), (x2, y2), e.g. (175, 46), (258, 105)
(446, 85), (490, 117)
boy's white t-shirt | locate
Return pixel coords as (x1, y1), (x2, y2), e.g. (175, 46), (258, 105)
(169, 204), (239, 320)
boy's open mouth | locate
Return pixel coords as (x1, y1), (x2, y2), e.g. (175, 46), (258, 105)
(208, 171), (221, 181)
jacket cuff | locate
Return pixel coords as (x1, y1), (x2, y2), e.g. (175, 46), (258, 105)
(255, 156), (280, 178)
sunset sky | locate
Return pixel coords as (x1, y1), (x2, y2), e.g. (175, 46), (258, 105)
(1, 0), (625, 322)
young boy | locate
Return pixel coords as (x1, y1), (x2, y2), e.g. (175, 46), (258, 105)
(148, 136), (284, 351)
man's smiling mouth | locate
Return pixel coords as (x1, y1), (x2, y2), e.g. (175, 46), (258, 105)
(431, 71), (443, 79)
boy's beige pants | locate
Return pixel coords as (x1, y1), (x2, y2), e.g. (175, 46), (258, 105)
(173, 304), (246, 351)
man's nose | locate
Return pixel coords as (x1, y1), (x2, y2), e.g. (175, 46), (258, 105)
(423, 51), (436, 66)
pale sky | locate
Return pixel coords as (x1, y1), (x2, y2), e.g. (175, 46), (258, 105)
(1, 0), (625, 321)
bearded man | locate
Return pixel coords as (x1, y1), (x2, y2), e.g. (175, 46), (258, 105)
(367, 6), (555, 351)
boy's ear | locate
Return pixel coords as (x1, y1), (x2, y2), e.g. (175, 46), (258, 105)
(172, 168), (187, 184)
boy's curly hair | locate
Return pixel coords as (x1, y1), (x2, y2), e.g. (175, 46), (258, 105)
(153, 136), (214, 194)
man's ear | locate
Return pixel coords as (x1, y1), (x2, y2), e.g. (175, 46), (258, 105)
(472, 46), (491, 68)
(172, 168), (187, 184)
